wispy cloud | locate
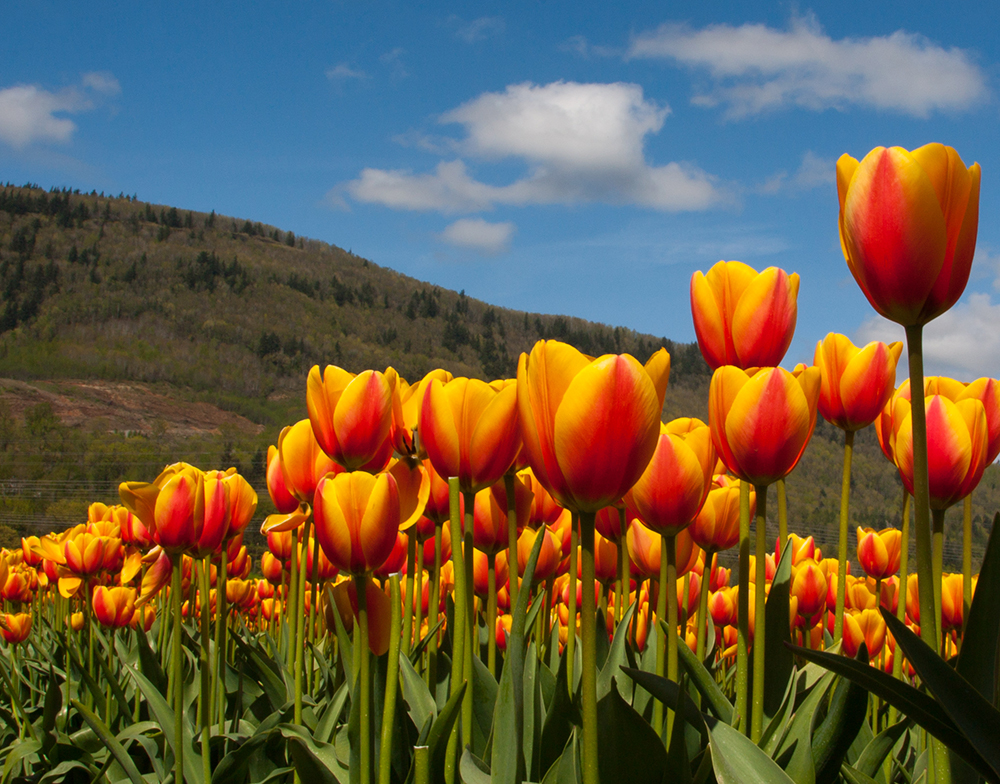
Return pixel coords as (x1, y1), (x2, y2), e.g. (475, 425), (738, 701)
(0, 72), (120, 149)
(629, 14), (987, 119)
(341, 80), (725, 214)
(326, 63), (368, 81)
(439, 218), (515, 255)
(380, 48), (408, 78)
(453, 16), (505, 44)
(559, 35), (618, 58)
(759, 150), (835, 194)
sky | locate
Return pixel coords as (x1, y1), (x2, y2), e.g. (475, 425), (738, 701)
(2, 0), (999, 379)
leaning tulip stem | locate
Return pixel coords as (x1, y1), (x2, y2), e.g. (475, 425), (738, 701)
(962, 495), (972, 643)
(461, 490), (476, 757)
(504, 473), (519, 616)
(354, 573), (371, 784)
(890, 492), (910, 727)
(487, 552), (497, 677)
(403, 534), (416, 655)
(751, 484), (768, 744)
(171, 557), (184, 784)
(378, 573), (401, 784)
(294, 517), (312, 726)
(665, 534), (679, 743)
(653, 531), (668, 737)
(215, 550), (228, 730)
(567, 516), (578, 694)
(199, 559), (212, 784)
(427, 524), (442, 689)
(414, 538), (424, 652)
(834, 429), (855, 643)
(445, 478), (467, 776)
(777, 478), (788, 552)
(286, 526), (299, 671)
(695, 551), (712, 663)
(736, 480), (751, 735)
(578, 510), (599, 784)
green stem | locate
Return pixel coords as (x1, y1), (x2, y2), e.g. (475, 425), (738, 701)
(567, 516), (578, 694)
(426, 523), (441, 690)
(665, 533), (679, 743)
(962, 494), (972, 644)
(504, 472), (519, 617)
(403, 534), (416, 656)
(172, 557), (184, 784)
(579, 510), (599, 784)
(487, 552), (497, 677)
(215, 551), (228, 730)
(414, 745), (430, 784)
(890, 491), (911, 729)
(286, 526), (300, 671)
(834, 430), (855, 643)
(461, 490), (476, 746)
(751, 484), (768, 744)
(653, 528), (668, 737)
(932, 507), (945, 653)
(295, 517), (312, 725)
(308, 532), (321, 695)
(379, 574), (401, 784)
(354, 574), (371, 784)
(736, 480), (751, 735)
(695, 550), (712, 663)
(777, 477), (788, 552)
(199, 560), (211, 784)
(445, 478), (467, 781)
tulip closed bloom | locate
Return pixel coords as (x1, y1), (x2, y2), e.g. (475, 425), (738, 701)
(791, 560), (828, 619)
(516, 525), (562, 584)
(838, 144), (980, 327)
(1, 613), (31, 645)
(941, 572), (974, 630)
(843, 609), (886, 659)
(517, 340), (669, 513)
(307, 365), (397, 471)
(709, 366), (821, 487)
(689, 482), (752, 554)
(473, 476), (533, 556)
(690, 261), (799, 370)
(814, 334), (903, 432)
(314, 471), (401, 576)
(856, 526), (902, 580)
(93, 586), (137, 628)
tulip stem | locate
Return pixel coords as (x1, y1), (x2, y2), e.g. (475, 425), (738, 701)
(567, 516), (578, 695)
(890, 492), (910, 728)
(736, 480), (751, 735)
(379, 574), (401, 784)
(426, 523), (441, 690)
(403, 534), (416, 655)
(487, 552), (497, 677)
(751, 484), (768, 744)
(308, 533), (321, 694)
(215, 550), (228, 730)
(445, 478), (467, 782)
(354, 573), (371, 784)
(654, 532), (668, 737)
(504, 473), (519, 620)
(286, 526), (299, 672)
(962, 494), (972, 646)
(579, 510), (599, 784)
(461, 490), (476, 758)
(294, 517), (312, 726)
(695, 550), (712, 663)
(171, 557), (184, 784)
(665, 534), (679, 745)
(834, 430), (855, 643)
(199, 559), (212, 784)
(414, 536), (424, 653)
(777, 478), (788, 552)
(931, 508), (945, 652)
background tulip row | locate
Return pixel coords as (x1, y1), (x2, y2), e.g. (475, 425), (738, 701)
(0, 142), (997, 784)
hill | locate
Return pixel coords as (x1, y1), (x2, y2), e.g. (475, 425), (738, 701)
(0, 182), (994, 570)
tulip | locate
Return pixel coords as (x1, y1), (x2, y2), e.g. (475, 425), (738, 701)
(306, 364), (397, 471)
(689, 482), (750, 555)
(709, 587), (737, 630)
(815, 334), (903, 433)
(941, 572), (974, 631)
(791, 560), (827, 619)
(842, 609), (886, 660)
(92, 585), (137, 628)
(856, 527), (902, 580)
(690, 260), (799, 370)
(266, 444), (299, 514)
(0, 613), (31, 645)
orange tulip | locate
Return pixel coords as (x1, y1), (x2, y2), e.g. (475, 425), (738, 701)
(307, 364), (397, 471)
(266, 444), (299, 513)
(0, 613), (31, 645)
(391, 368), (453, 457)
(838, 144), (980, 327)
(130, 604), (156, 632)
(472, 549), (509, 598)
(856, 526), (902, 580)
(845, 576), (877, 612)
(419, 376), (521, 493)
(373, 530), (409, 579)
(93, 585), (137, 628)
(473, 476), (533, 556)
(313, 471), (401, 576)
(690, 261), (799, 370)
(277, 419), (341, 505)
(625, 419), (716, 537)
(709, 365), (820, 487)
(592, 529), (619, 584)
(516, 525), (562, 584)
(843, 608), (886, 659)
(689, 482), (752, 554)
(517, 340), (669, 513)
(941, 572), (974, 630)
(520, 467), (564, 527)
(814, 334), (903, 432)
(892, 393), (988, 510)
(791, 559), (828, 619)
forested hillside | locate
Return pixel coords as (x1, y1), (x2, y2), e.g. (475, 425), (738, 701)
(0, 182), (994, 568)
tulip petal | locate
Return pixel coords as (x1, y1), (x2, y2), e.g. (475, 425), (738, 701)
(731, 267), (798, 367)
(420, 379), (461, 480)
(469, 382), (520, 491)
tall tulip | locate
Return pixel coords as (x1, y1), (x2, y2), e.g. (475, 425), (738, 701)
(517, 340), (668, 781)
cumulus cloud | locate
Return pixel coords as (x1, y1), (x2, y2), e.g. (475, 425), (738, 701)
(343, 81), (724, 213)
(0, 73), (120, 149)
(440, 218), (515, 255)
(629, 15), (987, 119)
(453, 16), (505, 43)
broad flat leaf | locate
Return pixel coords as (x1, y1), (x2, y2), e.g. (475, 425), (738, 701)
(882, 609), (1000, 781)
(540, 733), (579, 784)
(279, 724), (348, 784)
(460, 748), (491, 784)
(764, 545), (793, 721)
(706, 715), (796, 784)
(315, 681), (349, 745)
(852, 721), (909, 780)
(840, 765), (879, 784)
(399, 651), (437, 732)
(428, 683), (467, 784)
(774, 670), (835, 784)
(619, 667), (708, 738)
(597, 600), (637, 702)
(470, 653), (498, 758)
(760, 668), (796, 757)
(70, 700), (144, 784)
(539, 644), (580, 778)
(597, 679), (667, 784)
(676, 631), (734, 723)
(211, 733), (269, 784)
(812, 653), (870, 784)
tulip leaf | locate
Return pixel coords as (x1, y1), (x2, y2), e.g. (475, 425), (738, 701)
(705, 714), (797, 784)
(399, 650), (437, 732)
(427, 682), (467, 784)
(538, 647), (580, 779)
(840, 764), (879, 784)
(773, 669), (835, 784)
(278, 723), (348, 784)
(211, 733), (269, 784)
(491, 529), (545, 784)
(41, 666), (61, 737)
(69, 700), (144, 784)
(314, 681), (349, 745)
(852, 720), (909, 780)
(760, 668), (796, 757)
(764, 544), (793, 721)
(596, 678), (668, 784)
(460, 748), (492, 784)
(232, 635), (288, 714)
(409, 616), (445, 665)
(676, 630), (734, 723)
(957, 511), (1000, 707)
(540, 732), (579, 784)
(325, 584), (353, 696)
(133, 627), (168, 696)
(787, 639), (996, 781)
(597, 600), (637, 702)
(812, 652), (870, 784)
(470, 651), (498, 759)
(881, 609), (1000, 780)
(619, 667), (709, 737)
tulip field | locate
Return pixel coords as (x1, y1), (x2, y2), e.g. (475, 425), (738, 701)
(1, 142), (998, 784)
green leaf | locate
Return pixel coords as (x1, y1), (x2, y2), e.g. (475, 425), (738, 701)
(428, 683), (467, 784)
(279, 724), (349, 784)
(409, 616), (445, 665)
(788, 639), (995, 782)
(667, 675), (693, 784)
(459, 748), (491, 784)
(325, 584), (353, 698)
(812, 650), (870, 784)
(619, 667), (708, 737)
(315, 681), (349, 745)
(840, 764), (879, 784)
(764, 544), (793, 721)
(232, 635), (288, 713)
(41, 666), (62, 736)
(597, 600), (637, 702)
(538, 643), (580, 778)
(882, 609), (1000, 780)
(759, 668), (796, 757)
(676, 630), (734, 723)
(540, 732), (579, 784)
(211, 733), (269, 784)
(773, 670), (835, 784)
(470, 652), (497, 759)
(706, 715), (797, 784)
(596, 678), (668, 784)
(399, 650), (437, 731)
(3, 737), (41, 780)
(852, 720), (909, 780)
(69, 700), (144, 784)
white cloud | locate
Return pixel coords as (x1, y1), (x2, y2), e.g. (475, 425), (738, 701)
(454, 16), (505, 43)
(559, 35), (618, 58)
(759, 150), (835, 194)
(0, 73), (121, 149)
(629, 15), (987, 119)
(326, 63), (368, 81)
(344, 81), (724, 213)
(440, 218), (515, 255)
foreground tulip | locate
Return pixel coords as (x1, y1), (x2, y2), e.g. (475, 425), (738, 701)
(517, 339), (668, 781)
(92, 585), (137, 628)
(857, 527), (902, 580)
(690, 260), (799, 370)
(0, 612), (31, 645)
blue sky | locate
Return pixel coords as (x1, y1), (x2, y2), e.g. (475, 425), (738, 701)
(3, 1), (999, 379)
